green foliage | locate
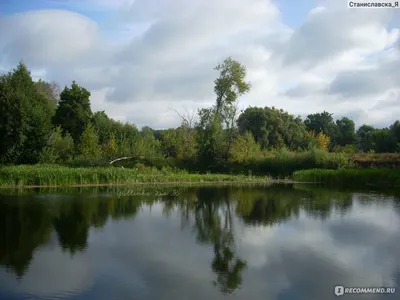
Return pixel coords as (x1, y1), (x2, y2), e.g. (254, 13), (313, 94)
(34, 79), (60, 109)
(161, 124), (198, 162)
(92, 111), (113, 144)
(214, 57), (251, 115)
(40, 126), (74, 163)
(335, 117), (356, 146)
(355, 122), (400, 153)
(356, 124), (375, 152)
(91, 111), (141, 153)
(304, 111), (337, 147)
(237, 106), (309, 150)
(293, 168), (400, 187)
(228, 131), (260, 163)
(333, 144), (358, 153)
(211, 57), (251, 161)
(307, 130), (331, 151)
(390, 121), (400, 143)
(133, 132), (164, 162)
(1, 61), (400, 179)
(228, 149), (350, 178)
(102, 133), (117, 160)
(53, 81), (92, 142)
(371, 128), (397, 153)
(0, 165), (270, 186)
(77, 123), (102, 160)
(0, 62), (54, 164)
(196, 108), (226, 168)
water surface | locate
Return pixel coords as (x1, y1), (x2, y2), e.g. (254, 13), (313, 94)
(0, 184), (399, 300)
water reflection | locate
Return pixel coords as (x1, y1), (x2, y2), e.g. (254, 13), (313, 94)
(0, 184), (399, 300)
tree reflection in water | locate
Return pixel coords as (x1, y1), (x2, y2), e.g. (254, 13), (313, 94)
(0, 184), (385, 295)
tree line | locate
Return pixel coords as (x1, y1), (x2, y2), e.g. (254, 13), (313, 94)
(0, 60), (399, 169)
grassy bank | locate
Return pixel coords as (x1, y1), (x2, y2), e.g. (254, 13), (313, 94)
(292, 168), (400, 187)
(0, 164), (271, 187)
(225, 151), (400, 177)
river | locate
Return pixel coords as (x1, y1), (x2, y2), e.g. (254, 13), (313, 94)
(0, 184), (399, 300)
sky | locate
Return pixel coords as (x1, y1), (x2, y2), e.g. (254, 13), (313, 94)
(0, 0), (399, 129)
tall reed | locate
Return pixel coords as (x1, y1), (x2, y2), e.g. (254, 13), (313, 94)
(292, 168), (400, 187)
(0, 164), (271, 187)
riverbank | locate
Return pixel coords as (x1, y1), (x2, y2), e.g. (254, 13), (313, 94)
(292, 168), (400, 187)
(1, 164), (399, 188)
(0, 164), (272, 187)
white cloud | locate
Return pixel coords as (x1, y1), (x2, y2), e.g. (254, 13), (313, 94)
(0, 247), (92, 296)
(0, 10), (99, 68)
(0, 0), (399, 128)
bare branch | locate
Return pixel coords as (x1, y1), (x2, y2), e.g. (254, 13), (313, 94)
(109, 157), (133, 165)
(168, 106), (197, 129)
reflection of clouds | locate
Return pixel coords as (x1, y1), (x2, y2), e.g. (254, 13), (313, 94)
(237, 224), (280, 267)
(85, 203), (221, 299)
(348, 196), (400, 231)
(237, 195), (400, 300)
(0, 192), (399, 300)
(0, 247), (92, 297)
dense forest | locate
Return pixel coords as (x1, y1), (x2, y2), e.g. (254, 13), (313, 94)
(0, 58), (399, 172)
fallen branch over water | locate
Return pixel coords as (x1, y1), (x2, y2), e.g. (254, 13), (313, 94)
(109, 157), (133, 165)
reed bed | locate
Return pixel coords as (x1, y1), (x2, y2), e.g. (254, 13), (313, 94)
(292, 168), (400, 187)
(228, 148), (350, 177)
(0, 164), (271, 187)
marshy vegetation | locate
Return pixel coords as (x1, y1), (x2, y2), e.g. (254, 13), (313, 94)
(293, 168), (400, 187)
(0, 164), (271, 187)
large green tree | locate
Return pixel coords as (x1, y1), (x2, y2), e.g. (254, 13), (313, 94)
(335, 117), (356, 146)
(236, 107), (268, 147)
(304, 111), (337, 146)
(214, 57), (251, 116)
(371, 128), (397, 153)
(35, 79), (60, 109)
(53, 81), (92, 142)
(197, 57), (251, 167)
(196, 107), (225, 168)
(0, 62), (54, 163)
(215, 57), (251, 159)
(77, 123), (102, 160)
(237, 106), (308, 150)
(92, 111), (113, 145)
(356, 124), (375, 152)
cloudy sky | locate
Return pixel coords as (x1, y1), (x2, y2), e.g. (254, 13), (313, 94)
(0, 0), (399, 129)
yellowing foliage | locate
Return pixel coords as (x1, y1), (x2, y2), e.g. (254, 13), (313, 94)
(103, 134), (117, 159)
(308, 130), (330, 151)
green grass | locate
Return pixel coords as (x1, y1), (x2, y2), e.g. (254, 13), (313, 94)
(227, 148), (351, 177)
(0, 164), (271, 187)
(292, 168), (400, 187)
